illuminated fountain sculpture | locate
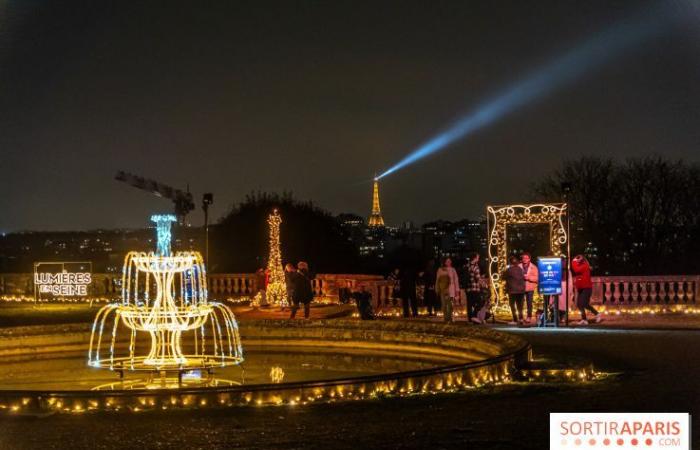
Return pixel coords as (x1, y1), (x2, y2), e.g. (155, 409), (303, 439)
(88, 214), (243, 379)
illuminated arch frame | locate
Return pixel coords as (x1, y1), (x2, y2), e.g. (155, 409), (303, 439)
(486, 203), (568, 306)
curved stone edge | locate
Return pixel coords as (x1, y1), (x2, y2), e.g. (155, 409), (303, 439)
(0, 320), (531, 415)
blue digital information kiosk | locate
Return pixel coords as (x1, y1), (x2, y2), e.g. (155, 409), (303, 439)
(538, 257), (563, 327)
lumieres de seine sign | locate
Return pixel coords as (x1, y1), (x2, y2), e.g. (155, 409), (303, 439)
(33, 261), (93, 300)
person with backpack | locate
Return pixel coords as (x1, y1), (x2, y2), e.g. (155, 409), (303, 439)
(465, 253), (484, 323)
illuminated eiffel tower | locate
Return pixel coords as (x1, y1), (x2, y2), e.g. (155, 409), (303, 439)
(368, 176), (385, 227)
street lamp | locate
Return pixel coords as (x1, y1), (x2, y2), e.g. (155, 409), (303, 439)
(561, 182), (572, 327)
(202, 193), (213, 265)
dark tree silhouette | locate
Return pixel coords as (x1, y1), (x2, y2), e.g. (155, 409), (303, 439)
(532, 156), (699, 275)
(209, 192), (360, 273)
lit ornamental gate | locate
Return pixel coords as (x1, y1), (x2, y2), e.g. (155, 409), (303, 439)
(486, 203), (568, 307)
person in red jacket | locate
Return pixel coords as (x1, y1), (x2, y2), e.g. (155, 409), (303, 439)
(571, 255), (602, 325)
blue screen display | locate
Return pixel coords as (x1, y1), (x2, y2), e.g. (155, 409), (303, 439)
(538, 257), (563, 295)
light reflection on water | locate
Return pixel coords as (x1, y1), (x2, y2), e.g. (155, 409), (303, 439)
(0, 345), (466, 390)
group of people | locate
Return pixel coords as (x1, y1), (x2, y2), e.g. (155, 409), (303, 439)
(384, 252), (601, 327)
(337, 280), (377, 320)
(283, 261), (314, 319)
(254, 262), (315, 319)
(502, 252), (601, 326)
(432, 254), (492, 324)
(386, 253), (491, 324)
(501, 253), (539, 325)
(262, 252), (601, 326)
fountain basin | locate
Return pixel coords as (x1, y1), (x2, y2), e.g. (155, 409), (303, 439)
(0, 320), (530, 414)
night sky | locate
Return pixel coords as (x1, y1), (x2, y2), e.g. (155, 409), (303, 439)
(1, 0), (698, 232)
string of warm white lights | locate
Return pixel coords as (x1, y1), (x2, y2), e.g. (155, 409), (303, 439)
(265, 209), (288, 308)
(88, 214), (244, 372)
(0, 362), (606, 415)
(486, 204), (567, 307)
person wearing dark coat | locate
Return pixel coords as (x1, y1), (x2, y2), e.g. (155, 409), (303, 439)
(422, 260), (438, 316)
(337, 280), (352, 304)
(503, 255), (526, 325)
(399, 266), (418, 317)
(352, 284), (374, 320)
(284, 263), (297, 308)
(465, 253), (484, 323)
(290, 261), (313, 319)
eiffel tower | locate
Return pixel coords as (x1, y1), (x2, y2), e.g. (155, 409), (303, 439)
(368, 176), (385, 227)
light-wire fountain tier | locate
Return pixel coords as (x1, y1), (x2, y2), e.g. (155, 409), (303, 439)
(88, 215), (243, 375)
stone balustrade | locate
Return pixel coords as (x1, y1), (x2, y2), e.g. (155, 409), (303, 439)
(0, 272), (389, 306)
(590, 275), (699, 309)
(2, 272), (697, 311)
(208, 273), (386, 302)
(208, 273), (258, 297)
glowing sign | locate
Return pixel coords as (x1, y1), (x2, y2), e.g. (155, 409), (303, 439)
(538, 257), (563, 295)
(33, 261), (93, 300)
(35, 272), (92, 296)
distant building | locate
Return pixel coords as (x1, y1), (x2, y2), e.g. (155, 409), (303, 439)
(0, 226), (203, 273)
(336, 212), (487, 265)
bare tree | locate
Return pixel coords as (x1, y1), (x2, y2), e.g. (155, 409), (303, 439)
(533, 156), (699, 275)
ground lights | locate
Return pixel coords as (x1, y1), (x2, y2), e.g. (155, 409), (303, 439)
(0, 365), (606, 415)
(0, 361), (518, 415)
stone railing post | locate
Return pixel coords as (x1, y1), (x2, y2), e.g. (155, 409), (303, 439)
(591, 277), (604, 305)
(370, 282), (380, 311)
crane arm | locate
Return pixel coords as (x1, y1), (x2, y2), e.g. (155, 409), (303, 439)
(115, 171), (195, 221)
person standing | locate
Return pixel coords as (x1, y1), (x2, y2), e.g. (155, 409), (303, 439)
(400, 265), (418, 318)
(337, 280), (352, 304)
(255, 267), (267, 306)
(571, 255), (601, 325)
(387, 268), (400, 307)
(465, 253), (483, 323)
(291, 261), (313, 319)
(520, 253), (539, 324)
(477, 273), (492, 323)
(284, 263), (297, 309)
(422, 259), (438, 316)
(436, 257), (459, 323)
(503, 256), (526, 325)
(352, 283), (375, 320)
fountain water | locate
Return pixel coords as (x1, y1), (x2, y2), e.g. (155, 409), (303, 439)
(88, 215), (243, 378)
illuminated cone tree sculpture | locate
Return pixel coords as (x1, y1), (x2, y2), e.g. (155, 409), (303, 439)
(265, 209), (288, 308)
